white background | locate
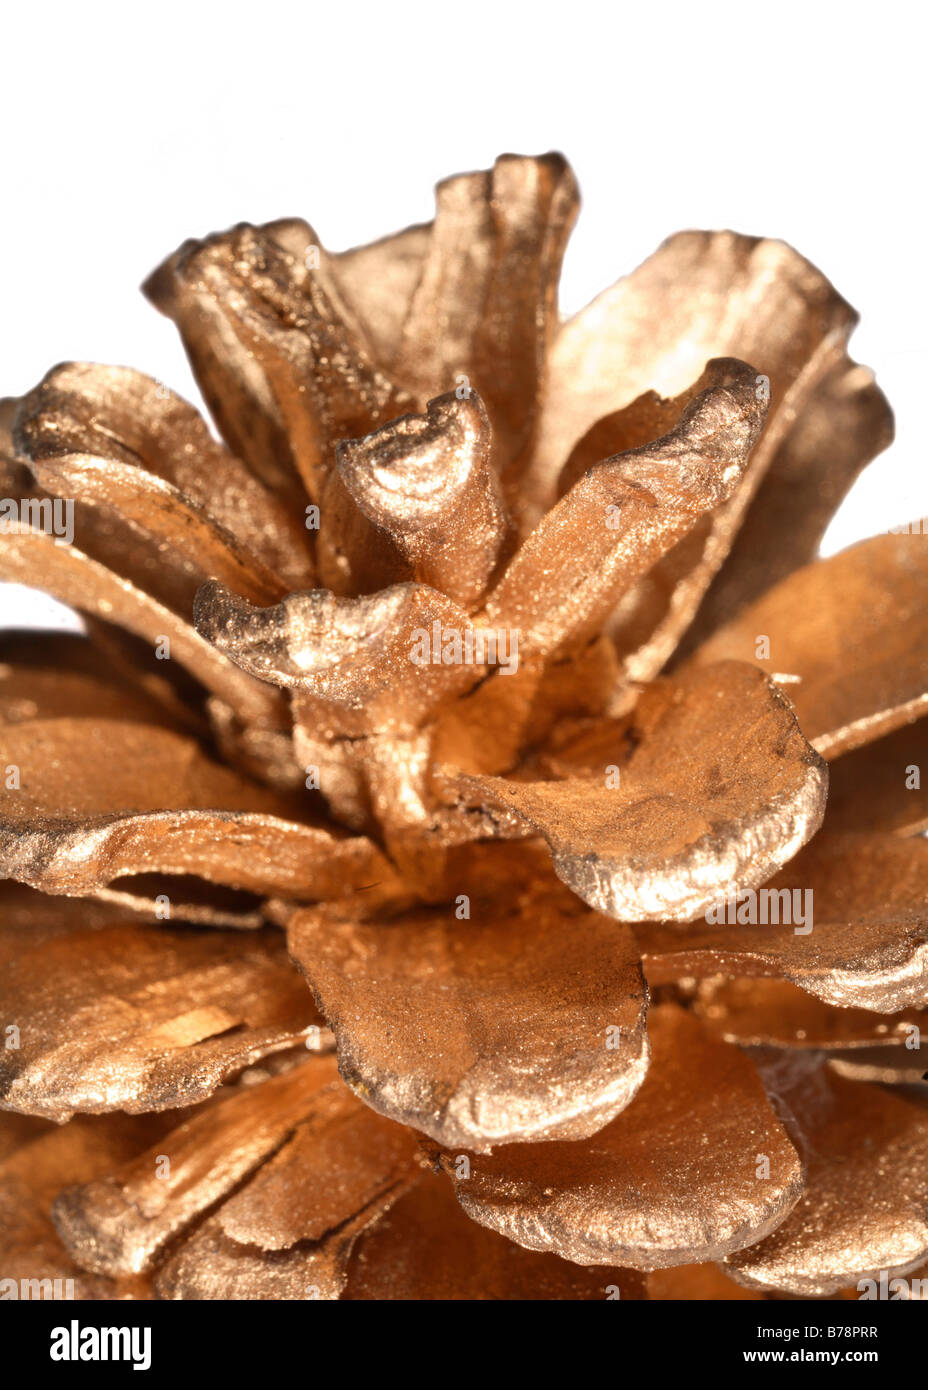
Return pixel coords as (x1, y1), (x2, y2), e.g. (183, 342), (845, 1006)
(1, 0), (924, 628)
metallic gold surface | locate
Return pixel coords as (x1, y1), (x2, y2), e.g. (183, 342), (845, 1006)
(0, 880), (139, 962)
(827, 1048), (928, 1087)
(438, 1006), (802, 1269)
(0, 630), (188, 731)
(343, 1174), (646, 1300)
(393, 153), (578, 511)
(330, 223), (431, 366)
(51, 1054), (420, 1286)
(690, 977), (927, 1050)
(431, 635), (620, 778)
(531, 231), (855, 519)
(676, 351), (893, 655)
(335, 390), (511, 608)
(16, 363), (315, 599)
(824, 718), (928, 834)
(288, 859), (649, 1149)
(0, 493), (284, 727)
(146, 219), (413, 505)
(52, 1057), (340, 1274)
(153, 1199), (395, 1301)
(528, 232), (859, 677)
(215, 1088), (419, 1251)
(639, 833), (928, 1011)
(485, 359), (767, 660)
(691, 532), (928, 757)
(0, 716), (395, 897)
(557, 349), (880, 690)
(647, 1262), (764, 1301)
(445, 663), (826, 922)
(195, 579), (479, 736)
(725, 1060), (928, 1296)
(128, 1062), (420, 1302)
(0, 915), (325, 1119)
(1, 152), (923, 1301)
(89, 878), (267, 930)
(0, 1110), (171, 1300)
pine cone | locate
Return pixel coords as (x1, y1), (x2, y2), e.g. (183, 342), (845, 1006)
(1, 153), (925, 1302)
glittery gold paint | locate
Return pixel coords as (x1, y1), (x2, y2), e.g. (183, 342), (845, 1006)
(0, 152), (923, 1301)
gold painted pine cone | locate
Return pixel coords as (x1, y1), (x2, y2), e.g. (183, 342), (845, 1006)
(1, 152), (926, 1302)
